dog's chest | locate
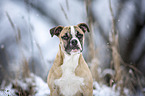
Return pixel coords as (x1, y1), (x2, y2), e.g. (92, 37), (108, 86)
(54, 54), (84, 96)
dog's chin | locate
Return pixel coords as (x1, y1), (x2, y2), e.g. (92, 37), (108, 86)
(70, 48), (81, 54)
(71, 49), (79, 52)
(62, 46), (82, 55)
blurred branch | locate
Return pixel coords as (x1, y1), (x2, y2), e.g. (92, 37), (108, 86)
(85, 0), (100, 82)
(85, 0), (95, 60)
(108, 1), (145, 93)
(59, 3), (70, 24)
(109, 0), (116, 35)
(109, 0), (123, 93)
(6, 12), (18, 42)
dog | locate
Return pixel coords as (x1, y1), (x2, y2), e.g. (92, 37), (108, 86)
(47, 23), (93, 96)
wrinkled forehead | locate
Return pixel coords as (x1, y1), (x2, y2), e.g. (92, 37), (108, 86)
(59, 26), (84, 37)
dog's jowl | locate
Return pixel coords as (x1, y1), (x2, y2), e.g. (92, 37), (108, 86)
(47, 23), (93, 96)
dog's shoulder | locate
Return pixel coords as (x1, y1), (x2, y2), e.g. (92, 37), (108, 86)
(75, 54), (93, 81)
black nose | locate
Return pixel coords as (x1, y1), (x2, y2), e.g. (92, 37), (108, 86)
(71, 39), (77, 45)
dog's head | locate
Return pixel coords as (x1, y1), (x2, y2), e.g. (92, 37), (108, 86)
(50, 23), (90, 55)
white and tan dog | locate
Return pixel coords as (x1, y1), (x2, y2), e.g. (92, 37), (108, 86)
(47, 23), (93, 96)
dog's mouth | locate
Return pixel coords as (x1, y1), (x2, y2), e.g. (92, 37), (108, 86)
(64, 44), (82, 55)
(71, 46), (80, 52)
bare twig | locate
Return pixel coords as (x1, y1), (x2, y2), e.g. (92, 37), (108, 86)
(24, 0), (34, 74)
(109, 0), (116, 35)
(85, 0), (100, 82)
(109, 0), (145, 94)
(109, 0), (123, 94)
(6, 12), (18, 42)
(6, 11), (30, 79)
(59, 2), (70, 24)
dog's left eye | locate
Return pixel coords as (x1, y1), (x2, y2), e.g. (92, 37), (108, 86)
(76, 32), (83, 39)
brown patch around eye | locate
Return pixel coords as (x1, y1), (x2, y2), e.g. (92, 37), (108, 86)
(61, 33), (70, 40)
(76, 31), (83, 39)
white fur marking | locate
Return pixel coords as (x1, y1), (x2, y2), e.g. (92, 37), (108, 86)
(71, 26), (76, 38)
(70, 26), (82, 50)
(54, 54), (84, 96)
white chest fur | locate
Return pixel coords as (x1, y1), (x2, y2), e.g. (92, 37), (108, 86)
(54, 54), (84, 96)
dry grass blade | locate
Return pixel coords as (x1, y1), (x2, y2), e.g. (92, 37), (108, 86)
(22, 57), (30, 78)
(59, 3), (70, 24)
(6, 12), (15, 30)
(6, 12), (19, 42)
(85, 0), (95, 60)
(17, 27), (21, 42)
(108, 0), (123, 94)
(84, 0), (100, 82)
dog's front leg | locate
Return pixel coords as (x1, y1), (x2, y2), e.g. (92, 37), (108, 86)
(81, 85), (93, 96)
(50, 85), (61, 96)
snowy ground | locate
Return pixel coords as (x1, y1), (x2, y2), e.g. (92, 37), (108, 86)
(0, 73), (130, 96)
(0, 73), (50, 96)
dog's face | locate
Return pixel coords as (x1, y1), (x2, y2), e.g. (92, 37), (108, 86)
(50, 23), (90, 55)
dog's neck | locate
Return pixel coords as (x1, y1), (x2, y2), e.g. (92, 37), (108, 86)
(55, 45), (83, 96)
(62, 51), (80, 72)
(58, 44), (81, 74)
(63, 51), (80, 61)
(63, 53), (80, 68)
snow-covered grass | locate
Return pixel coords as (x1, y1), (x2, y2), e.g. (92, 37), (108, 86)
(0, 84), (15, 96)
(93, 82), (119, 96)
(0, 73), (50, 96)
(93, 82), (130, 96)
(0, 73), (131, 96)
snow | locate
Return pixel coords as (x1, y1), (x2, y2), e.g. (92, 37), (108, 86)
(93, 82), (120, 96)
(93, 82), (130, 96)
(0, 73), (131, 96)
(0, 73), (50, 96)
(0, 84), (15, 96)
(33, 74), (50, 96)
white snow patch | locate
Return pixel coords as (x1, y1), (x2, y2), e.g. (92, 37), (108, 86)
(0, 84), (16, 96)
(0, 73), (50, 96)
(32, 74), (50, 96)
(93, 82), (120, 96)
(0, 73), (131, 96)
(93, 82), (130, 96)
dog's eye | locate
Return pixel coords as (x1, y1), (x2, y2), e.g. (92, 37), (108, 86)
(76, 32), (83, 39)
(61, 33), (69, 40)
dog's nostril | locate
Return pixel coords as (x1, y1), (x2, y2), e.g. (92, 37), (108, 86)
(71, 40), (77, 45)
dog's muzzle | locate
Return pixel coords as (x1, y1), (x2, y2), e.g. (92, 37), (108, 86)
(70, 39), (80, 52)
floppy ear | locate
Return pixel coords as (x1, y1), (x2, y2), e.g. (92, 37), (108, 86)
(50, 26), (64, 37)
(77, 23), (90, 33)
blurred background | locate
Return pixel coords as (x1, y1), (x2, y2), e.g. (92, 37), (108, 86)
(0, 0), (145, 96)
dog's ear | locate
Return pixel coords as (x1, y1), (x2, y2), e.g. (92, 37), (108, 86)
(77, 23), (90, 33)
(50, 26), (64, 37)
